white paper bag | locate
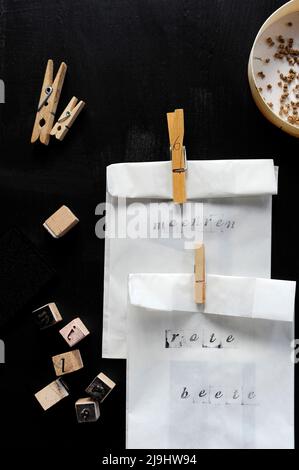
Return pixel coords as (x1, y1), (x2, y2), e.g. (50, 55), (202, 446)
(126, 278), (294, 449)
(102, 159), (277, 359)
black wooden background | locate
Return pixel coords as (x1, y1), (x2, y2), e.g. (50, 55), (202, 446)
(0, 0), (297, 455)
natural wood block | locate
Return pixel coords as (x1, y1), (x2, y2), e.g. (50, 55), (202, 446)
(33, 302), (62, 329)
(43, 205), (79, 238)
(85, 372), (116, 402)
(35, 378), (69, 411)
(75, 397), (100, 423)
(52, 349), (83, 376)
(59, 317), (90, 347)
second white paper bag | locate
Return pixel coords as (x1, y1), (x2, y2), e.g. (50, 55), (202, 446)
(126, 276), (294, 449)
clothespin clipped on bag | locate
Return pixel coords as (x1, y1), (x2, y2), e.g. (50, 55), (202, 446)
(51, 96), (85, 141)
(31, 59), (67, 145)
(194, 244), (205, 304)
(167, 108), (187, 204)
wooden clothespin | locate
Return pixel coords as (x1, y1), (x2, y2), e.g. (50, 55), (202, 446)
(167, 108), (187, 204)
(31, 59), (67, 145)
(194, 244), (205, 304)
(51, 96), (85, 141)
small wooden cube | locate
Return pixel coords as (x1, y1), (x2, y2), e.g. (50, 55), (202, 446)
(75, 397), (100, 423)
(52, 349), (83, 376)
(35, 378), (69, 411)
(43, 205), (79, 238)
(59, 317), (90, 347)
(33, 303), (62, 329)
(85, 372), (116, 402)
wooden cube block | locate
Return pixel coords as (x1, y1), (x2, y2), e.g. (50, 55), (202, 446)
(33, 302), (62, 329)
(85, 372), (116, 402)
(43, 205), (79, 238)
(35, 378), (69, 411)
(75, 397), (100, 423)
(52, 349), (83, 376)
(59, 317), (90, 347)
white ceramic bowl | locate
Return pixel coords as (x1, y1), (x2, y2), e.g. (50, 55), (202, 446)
(249, 0), (299, 137)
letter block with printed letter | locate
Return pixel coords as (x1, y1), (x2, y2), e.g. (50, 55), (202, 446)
(33, 302), (62, 329)
(52, 349), (83, 376)
(75, 397), (100, 423)
(85, 372), (116, 402)
(59, 317), (90, 347)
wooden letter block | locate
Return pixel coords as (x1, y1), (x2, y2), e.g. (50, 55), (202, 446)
(59, 317), (90, 347)
(32, 302), (62, 329)
(52, 349), (83, 376)
(85, 372), (116, 402)
(75, 397), (100, 423)
(43, 205), (79, 238)
(35, 378), (69, 411)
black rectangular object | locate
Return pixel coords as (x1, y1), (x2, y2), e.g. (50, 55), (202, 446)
(0, 229), (55, 327)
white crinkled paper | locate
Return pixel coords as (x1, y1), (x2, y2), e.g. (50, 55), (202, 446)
(129, 273), (296, 322)
(107, 159), (277, 199)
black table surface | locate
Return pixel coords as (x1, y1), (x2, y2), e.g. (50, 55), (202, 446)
(0, 0), (298, 455)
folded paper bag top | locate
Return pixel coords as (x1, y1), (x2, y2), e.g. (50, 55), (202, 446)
(128, 273), (296, 322)
(107, 159), (278, 199)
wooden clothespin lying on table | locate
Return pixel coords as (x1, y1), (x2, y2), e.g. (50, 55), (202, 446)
(194, 244), (206, 304)
(167, 108), (187, 204)
(31, 59), (67, 145)
(51, 96), (85, 141)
